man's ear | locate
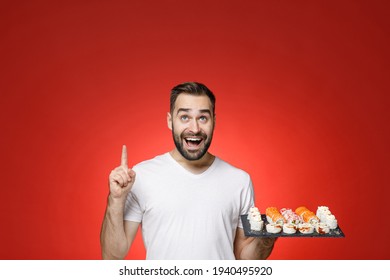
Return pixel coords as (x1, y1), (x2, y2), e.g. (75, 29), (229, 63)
(167, 112), (172, 130)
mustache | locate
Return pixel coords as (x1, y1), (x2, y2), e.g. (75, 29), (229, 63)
(181, 131), (207, 138)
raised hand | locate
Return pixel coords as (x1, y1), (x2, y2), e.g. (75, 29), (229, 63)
(108, 145), (136, 200)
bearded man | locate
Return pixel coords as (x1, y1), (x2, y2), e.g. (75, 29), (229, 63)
(101, 82), (275, 260)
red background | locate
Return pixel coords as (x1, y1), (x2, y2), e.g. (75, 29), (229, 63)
(0, 0), (389, 260)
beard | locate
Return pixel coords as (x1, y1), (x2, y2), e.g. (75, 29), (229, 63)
(172, 124), (214, 161)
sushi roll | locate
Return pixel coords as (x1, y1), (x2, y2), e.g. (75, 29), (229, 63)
(248, 206), (263, 231)
(298, 223), (314, 234)
(266, 223), (282, 234)
(266, 207), (286, 225)
(280, 208), (303, 225)
(295, 206), (319, 225)
(250, 217), (264, 231)
(316, 223), (330, 234)
(325, 214), (338, 230)
(247, 212), (261, 221)
(247, 206), (261, 220)
(317, 206), (338, 229)
(283, 223), (297, 234)
(316, 206), (330, 222)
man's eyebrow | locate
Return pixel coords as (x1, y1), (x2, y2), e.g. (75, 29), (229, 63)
(176, 108), (212, 115)
(176, 108), (190, 115)
(199, 109), (212, 115)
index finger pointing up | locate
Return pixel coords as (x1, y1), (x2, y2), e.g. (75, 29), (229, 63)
(121, 145), (128, 168)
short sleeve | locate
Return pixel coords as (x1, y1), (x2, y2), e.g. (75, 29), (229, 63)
(123, 191), (143, 222)
(238, 175), (254, 228)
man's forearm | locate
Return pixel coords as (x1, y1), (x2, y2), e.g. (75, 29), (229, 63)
(237, 237), (275, 260)
(100, 195), (129, 259)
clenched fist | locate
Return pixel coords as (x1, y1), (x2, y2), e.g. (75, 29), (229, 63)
(109, 145), (136, 200)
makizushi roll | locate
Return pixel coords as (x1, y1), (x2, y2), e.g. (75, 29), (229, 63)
(283, 223), (297, 234)
(298, 223), (314, 234)
(266, 223), (282, 234)
(280, 208), (303, 225)
(295, 206), (319, 225)
(266, 207), (286, 225)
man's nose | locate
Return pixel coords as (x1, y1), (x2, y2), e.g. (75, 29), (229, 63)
(188, 119), (200, 133)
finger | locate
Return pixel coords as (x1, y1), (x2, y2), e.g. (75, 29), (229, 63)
(111, 173), (124, 186)
(117, 171), (129, 187)
(121, 145), (128, 168)
(124, 169), (135, 189)
(118, 166), (131, 181)
(128, 169), (136, 181)
(112, 166), (131, 182)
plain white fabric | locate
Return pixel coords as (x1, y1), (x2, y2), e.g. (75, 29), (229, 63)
(124, 153), (254, 260)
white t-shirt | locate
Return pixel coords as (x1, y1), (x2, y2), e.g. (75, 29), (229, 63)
(124, 153), (254, 260)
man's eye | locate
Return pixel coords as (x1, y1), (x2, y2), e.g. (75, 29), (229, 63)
(180, 115), (189, 121)
(199, 116), (208, 122)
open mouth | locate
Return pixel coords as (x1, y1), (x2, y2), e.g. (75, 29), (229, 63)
(184, 137), (203, 149)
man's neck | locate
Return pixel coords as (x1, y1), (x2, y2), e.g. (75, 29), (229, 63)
(169, 149), (215, 174)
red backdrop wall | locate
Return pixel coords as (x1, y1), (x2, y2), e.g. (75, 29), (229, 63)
(0, 0), (389, 260)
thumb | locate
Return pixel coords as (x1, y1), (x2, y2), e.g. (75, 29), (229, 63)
(128, 169), (136, 180)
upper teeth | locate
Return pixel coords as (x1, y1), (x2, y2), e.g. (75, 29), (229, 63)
(187, 138), (200, 141)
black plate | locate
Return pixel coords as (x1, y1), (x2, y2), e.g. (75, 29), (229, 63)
(241, 214), (345, 238)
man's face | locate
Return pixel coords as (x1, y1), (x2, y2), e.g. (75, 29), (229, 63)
(168, 93), (215, 161)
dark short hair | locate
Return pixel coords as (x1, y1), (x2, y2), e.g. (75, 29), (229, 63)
(170, 82), (216, 115)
